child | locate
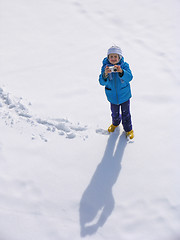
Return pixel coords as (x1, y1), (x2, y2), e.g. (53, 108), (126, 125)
(99, 46), (134, 139)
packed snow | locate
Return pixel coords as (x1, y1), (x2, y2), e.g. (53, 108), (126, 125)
(0, 0), (180, 239)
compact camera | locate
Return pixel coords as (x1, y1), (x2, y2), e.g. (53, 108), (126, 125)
(109, 66), (117, 72)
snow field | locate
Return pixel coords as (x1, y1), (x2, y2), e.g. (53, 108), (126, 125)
(0, 0), (180, 239)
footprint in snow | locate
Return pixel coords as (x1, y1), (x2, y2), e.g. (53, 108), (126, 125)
(96, 128), (109, 135)
(0, 87), (88, 141)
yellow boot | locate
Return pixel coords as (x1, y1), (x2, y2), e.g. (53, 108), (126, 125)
(126, 130), (134, 139)
(108, 124), (118, 133)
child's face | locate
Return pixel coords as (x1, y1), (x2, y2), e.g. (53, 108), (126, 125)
(108, 53), (120, 65)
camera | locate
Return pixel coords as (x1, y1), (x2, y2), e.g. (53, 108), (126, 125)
(109, 66), (117, 72)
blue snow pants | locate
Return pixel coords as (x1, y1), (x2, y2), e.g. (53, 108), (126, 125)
(110, 100), (132, 132)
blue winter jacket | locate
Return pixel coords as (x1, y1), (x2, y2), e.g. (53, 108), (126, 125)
(99, 57), (133, 105)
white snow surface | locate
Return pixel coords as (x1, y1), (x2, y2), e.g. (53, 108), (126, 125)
(0, 0), (180, 239)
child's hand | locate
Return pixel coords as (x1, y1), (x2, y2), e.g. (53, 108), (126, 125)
(105, 66), (112, 74)
(105, 66), (111, 76)
(114, 65), (123, 73)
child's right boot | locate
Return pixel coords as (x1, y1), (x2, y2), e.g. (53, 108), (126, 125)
(108, 124), (118, 133)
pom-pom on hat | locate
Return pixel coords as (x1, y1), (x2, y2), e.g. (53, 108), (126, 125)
(107, 46), (122, 57)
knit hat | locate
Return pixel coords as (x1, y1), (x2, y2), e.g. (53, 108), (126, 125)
(107, 46), (122, 57)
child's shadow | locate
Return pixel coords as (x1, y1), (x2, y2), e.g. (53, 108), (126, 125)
(79, 131), (127, 237)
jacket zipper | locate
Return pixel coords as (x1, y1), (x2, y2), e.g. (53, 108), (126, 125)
(115, 74), (119, 104)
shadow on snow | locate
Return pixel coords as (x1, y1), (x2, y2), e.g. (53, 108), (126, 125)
(79, 130), (127, 237)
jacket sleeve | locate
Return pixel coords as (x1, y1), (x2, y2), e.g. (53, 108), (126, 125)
(121, 62), (133, 83)
(99, 73), (109, 86)
(99, 63), (109, 86)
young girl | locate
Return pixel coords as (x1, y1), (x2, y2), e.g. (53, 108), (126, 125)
(99, 46), (134, 139)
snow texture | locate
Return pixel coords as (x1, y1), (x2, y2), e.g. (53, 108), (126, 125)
(0, 0), (180, 239)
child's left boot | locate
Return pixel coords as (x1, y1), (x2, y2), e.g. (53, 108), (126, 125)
(126, 129), (134, 139)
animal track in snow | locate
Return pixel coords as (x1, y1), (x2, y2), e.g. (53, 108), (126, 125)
(0, 88), (88, 141)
